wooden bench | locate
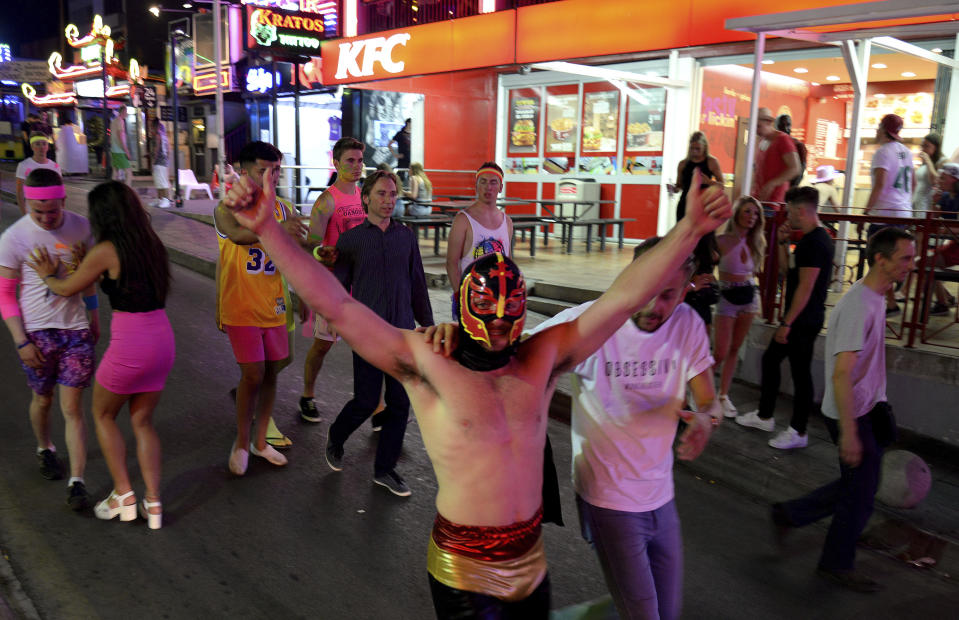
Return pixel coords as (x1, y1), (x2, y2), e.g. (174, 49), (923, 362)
(394, 215), (452, 256)
(510, 218), (556, 257)
(559, 218), (635, 253)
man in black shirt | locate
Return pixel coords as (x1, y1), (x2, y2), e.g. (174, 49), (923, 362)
(737, 186), (834, 449)
(389, 118), (412, 183)
(327, 169), (434, 496)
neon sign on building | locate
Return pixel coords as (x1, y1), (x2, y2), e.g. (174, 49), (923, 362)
(245, 2), (337, 53)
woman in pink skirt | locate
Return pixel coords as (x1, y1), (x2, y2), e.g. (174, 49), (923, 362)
(31, 181), (173, 529)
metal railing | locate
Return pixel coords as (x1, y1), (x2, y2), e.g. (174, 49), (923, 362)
(758, 205), (959, 350)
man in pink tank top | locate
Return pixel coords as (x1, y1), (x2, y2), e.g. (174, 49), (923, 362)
(299, 137), (368, 423)
(446, 162), (515, 289)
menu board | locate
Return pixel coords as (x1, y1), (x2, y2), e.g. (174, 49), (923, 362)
(861, 91), (933, 132)
(624, 87), (666, 153)
(581, 87), (619, 154)
(507, 88), (541, 156)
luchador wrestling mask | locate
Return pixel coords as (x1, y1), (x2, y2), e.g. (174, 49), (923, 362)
(458, 252), (526, 349)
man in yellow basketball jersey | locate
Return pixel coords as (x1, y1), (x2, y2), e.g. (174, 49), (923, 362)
(214, 141), (307, 475)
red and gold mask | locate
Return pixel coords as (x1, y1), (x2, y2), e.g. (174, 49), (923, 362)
(458, 252), (526, 348)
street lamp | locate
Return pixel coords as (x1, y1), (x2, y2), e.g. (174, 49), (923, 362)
(150, 1), (227, 204)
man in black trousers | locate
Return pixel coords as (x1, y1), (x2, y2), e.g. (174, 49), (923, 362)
(737, 186), (834, 449)
(326, 169), (434, 497)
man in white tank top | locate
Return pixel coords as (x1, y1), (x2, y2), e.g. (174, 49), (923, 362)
(446, 162), (514, 289)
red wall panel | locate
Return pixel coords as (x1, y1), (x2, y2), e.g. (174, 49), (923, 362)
(620, 185), (660, 239)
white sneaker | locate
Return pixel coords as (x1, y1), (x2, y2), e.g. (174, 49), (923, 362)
(768, 427), (808, 449)
(719, 395), (738, 418)
(735, 410), (775, 432)
(157, 198), (172, 209)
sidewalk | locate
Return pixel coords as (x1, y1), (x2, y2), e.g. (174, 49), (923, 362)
(1, 170), (956, 613)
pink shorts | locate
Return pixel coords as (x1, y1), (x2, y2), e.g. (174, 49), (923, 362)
(96, 310), (175, 394)
(224, 324), (289, 364)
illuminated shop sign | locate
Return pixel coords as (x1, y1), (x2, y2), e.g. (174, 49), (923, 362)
(246, 3), (337, 54)
(244, 57), (323, 94)
(333, 33), (409, 80)
(194, 68), (233, 94)
(246, 66), (277, 93)
(0, 44), (11, 63)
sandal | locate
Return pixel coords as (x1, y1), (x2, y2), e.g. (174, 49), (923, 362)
(139, 497), (162, 530)
(94, 489), (137, 522)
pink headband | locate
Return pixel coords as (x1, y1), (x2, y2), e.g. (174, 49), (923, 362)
(476, 167), (503, 182)
(23, 185), (66, 200)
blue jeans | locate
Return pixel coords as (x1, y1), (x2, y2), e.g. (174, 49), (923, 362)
(577, 496), (683, 620)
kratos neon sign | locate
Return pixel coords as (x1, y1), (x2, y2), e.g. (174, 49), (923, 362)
(334, 33), (410, 80)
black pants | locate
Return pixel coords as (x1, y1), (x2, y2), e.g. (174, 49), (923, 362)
(778, 408), (886, 571)
(428, 573), (550, 620)
(758, 323), (821, 434)
(328, 352), (409, 477)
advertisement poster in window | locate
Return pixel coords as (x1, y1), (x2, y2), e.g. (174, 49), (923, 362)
(507, 88), (540, 155)
(543, 85), (578, 175)
(580, 84), (618, 175)
(623, 85), (666, 174)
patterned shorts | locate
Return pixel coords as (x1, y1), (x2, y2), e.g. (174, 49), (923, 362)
(20, 328), (95, 395)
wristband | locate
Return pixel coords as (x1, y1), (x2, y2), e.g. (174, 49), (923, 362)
(83, 294), (98, 311)
(16, 340), (31, 350)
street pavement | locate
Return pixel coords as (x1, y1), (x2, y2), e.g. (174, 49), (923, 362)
(1, 179), (957, 619)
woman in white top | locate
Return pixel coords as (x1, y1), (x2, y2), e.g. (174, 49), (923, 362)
(405, 162), (433, 217)
(15, 133), (61, 215)
(713, 196), (766, 418)
(913, 133), (946, 215)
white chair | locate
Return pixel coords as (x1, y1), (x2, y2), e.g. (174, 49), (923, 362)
(177, 169), (213, 200)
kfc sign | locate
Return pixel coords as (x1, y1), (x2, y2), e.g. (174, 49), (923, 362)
(321, 11), (515, 85)
(334, 34), (410, 80)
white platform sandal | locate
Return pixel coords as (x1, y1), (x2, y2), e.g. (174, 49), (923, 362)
(94, 490), (137, 522)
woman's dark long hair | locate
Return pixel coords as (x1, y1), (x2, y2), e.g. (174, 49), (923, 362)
(88, 181), (171, 303)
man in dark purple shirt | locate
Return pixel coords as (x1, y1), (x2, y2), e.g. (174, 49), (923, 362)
(327, 169), (434, 496)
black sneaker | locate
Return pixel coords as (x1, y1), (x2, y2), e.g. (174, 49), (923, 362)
(816, 567), (884, 593)
(300, 397), (321, 423)
(325, 439), (343, 471)
(37, 449), (63, 481)
(373, 470), (411, 497)
(66, 481), (89, 511)
(929, 302), (950, 316)
(371, 412), (384, 432)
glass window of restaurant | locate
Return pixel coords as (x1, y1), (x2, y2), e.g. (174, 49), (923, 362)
(696, 39), (955, 211)
(498, 58), (693, 239)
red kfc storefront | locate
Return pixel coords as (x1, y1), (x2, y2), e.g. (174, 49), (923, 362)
(320, 0), (959, 240)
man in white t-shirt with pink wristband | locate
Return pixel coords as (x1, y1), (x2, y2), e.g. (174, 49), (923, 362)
(0, 168), (98, 511)
(530, 238), (719, 620)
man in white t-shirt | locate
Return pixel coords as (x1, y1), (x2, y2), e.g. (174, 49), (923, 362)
(530, 238), (719, 620)
(863, 114), (913, 314)
(15, 133), (62, 215)
(773, 227), (914, 593)
(0, 168), (98, 511)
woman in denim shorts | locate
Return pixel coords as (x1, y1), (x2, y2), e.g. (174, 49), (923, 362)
(713, 196), (765, 418)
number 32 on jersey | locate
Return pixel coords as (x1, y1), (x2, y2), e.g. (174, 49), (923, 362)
(246, 247), (276, 275)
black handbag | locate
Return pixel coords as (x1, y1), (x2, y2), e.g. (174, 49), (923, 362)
(720, 284), (755, 306)
(869, 401), (898, 448)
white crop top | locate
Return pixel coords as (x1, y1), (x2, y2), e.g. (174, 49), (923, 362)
(718, 234), (755, 277)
